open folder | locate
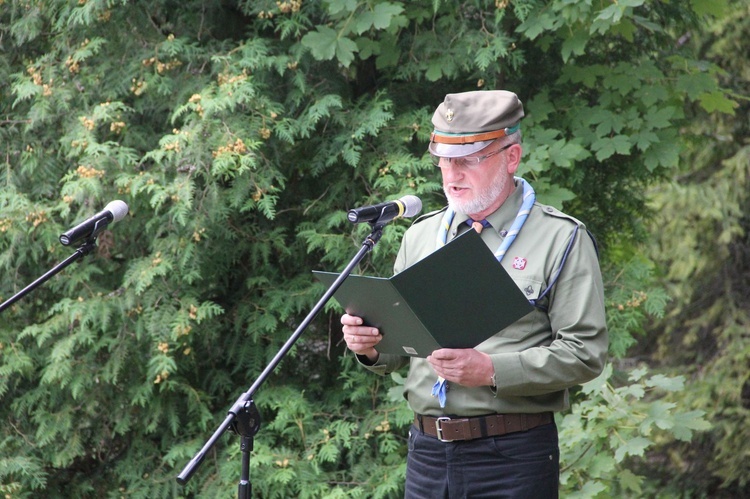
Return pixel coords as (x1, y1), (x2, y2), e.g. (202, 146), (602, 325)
(313, 230), (534, 358)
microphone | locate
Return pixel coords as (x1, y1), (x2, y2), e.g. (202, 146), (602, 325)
(347, 195), (422, 224)
(59, 200), (129, 246)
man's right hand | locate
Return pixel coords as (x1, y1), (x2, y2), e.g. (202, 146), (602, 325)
(341, 313), (382, 363)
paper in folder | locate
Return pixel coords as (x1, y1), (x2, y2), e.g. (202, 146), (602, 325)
(313, 230), (534, 358)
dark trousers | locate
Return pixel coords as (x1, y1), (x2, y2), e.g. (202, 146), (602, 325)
(404, 422), (559, 499)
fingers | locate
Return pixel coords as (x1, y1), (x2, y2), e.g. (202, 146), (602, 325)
(340, 313), (362, 326)
(427, 349), (471, 369)
(427, 348), (456, 361)
(341, 314), (379, 337)
(427, 349), (493, 387)
(340, 314), (381, 356)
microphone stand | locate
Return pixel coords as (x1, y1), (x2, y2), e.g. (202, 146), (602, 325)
(0, 238), (98, 314)
(177, 222), (388, 498)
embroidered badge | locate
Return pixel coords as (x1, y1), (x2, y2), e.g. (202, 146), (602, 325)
(445, 109), (454, 122)
(512, 256), (527, 270)
(524, 285), (535, 296)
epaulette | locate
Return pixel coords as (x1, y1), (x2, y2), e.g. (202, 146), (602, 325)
(537, 203), (585, 228)
(412, 206), (447, 225)
(536, 203), (599, 258)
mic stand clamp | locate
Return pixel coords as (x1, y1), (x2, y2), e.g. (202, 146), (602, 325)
(177, 222), (388, 497)
(228, 400), (261, 499)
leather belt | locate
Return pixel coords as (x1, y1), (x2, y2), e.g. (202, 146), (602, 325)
(414, 412), (553, 442)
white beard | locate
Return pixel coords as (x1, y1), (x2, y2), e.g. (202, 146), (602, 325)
(444, 168), (509, 216)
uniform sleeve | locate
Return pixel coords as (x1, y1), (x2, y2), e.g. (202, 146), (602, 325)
(490, 226), (608, 396)
(355, 352), (410, 375)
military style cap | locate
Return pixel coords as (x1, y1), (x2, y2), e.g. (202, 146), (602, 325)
(429, 90), (524, 157)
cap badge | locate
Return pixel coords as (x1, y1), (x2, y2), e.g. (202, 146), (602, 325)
(445, 109), (454, 122)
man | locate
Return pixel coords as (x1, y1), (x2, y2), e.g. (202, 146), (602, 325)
(341, 90), (608, 498)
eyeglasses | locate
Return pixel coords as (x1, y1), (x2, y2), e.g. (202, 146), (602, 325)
(431, 143), (514, 169)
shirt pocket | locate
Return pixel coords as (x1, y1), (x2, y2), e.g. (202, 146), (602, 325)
(493, 275), (550, 342)
(513, 275), (544, 302)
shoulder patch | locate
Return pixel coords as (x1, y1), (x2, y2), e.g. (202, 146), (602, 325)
(412, 206), (447, 225)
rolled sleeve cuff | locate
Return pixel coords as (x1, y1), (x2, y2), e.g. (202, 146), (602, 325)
(355, 351), (403, 375)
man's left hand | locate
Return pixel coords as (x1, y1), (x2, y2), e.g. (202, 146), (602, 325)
(427, 348), (495, 387)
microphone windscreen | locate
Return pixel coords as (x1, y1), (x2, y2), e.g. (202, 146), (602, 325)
(400, 195), (422, 218)
(105, 200), (129, 222)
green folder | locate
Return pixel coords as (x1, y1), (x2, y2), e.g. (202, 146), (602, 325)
(313, 230), (534, 358)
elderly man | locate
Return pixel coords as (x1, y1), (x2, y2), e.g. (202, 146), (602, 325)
(342, 90), (608, 498)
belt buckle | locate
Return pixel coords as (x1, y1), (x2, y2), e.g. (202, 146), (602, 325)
(435, 416), (453, 442)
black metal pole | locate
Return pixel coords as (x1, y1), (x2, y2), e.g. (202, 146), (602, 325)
(176, 225), (385, 492)
(0, 239), (97, 314)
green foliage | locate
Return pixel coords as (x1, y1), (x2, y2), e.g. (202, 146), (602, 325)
(559, 364), (711, 498)
(603, 255), (670, 358)
(0, 0), (739, 497)
(631, 1), (750, 494)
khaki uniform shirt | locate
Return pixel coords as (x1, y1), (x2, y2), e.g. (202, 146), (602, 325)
(360, 181), (608, 416)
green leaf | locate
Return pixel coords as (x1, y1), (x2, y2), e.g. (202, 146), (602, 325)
(372, 2), (404, 30)
(354, 2), (404, 34)
(675, 72), (716, 100)
(576, 480), (608, 497)
(641, 401), (677, 433)
(619, 468), (644, 494)
(593, 0), (645, 30)
(671, 410), (712, 441)
(326, 0), (358, 15)
(558, 64), (607, 88)
(617, 383), (646, 400)
(536, 185), (576, 209)
(561, 28), (589, 63)
(516, 11), (556, 40)
(549, 140), (587, 168)
(525, 92), (554, 126)
(614, 436), (651, 462)
(357, 37), (380, 59)
(633, 129), (660, 151)
(335, 36), (359, 67)
(611, 18), (637, 42)
(592, 135), (632, 161)
(628, 366), (649, 382)
(425, 60), (443, 81)
(644, 106), (676, 129)
(301, 26), (339, 61)
(645, 374), (685, 391)
(581, 364), (611, 395)
(697, 91), (737, 115)
(690, 0), (729, 18)
(375, 33), (400, 68)
(643, 136), (680, 170)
